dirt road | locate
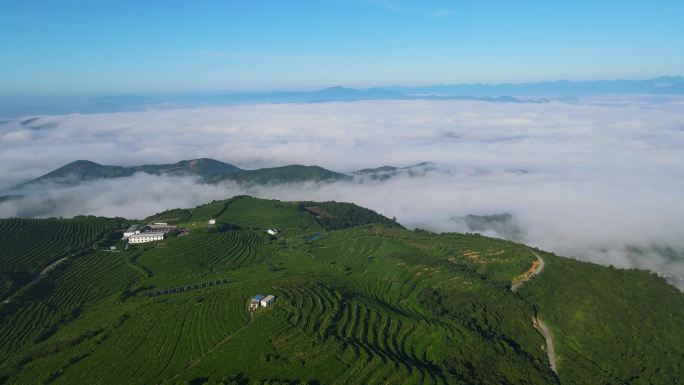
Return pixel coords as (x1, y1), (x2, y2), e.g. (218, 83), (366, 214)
(533, 316), (558, 374)
(511, 252), (545, 292)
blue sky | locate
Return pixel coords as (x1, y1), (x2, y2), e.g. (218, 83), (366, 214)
(1, 0), (683, 94)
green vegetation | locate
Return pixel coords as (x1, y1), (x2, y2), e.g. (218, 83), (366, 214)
(520, 252), (684, 384)
(214, 165), (349, 185)
(31, 158), (241, 185)
(0, 196), (681, 384)
(21, 159), (348, 189)
(0, 216), (125, 301)
(299, 201), (401, 230)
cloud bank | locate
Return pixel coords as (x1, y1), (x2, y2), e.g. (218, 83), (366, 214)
(1, 99), (683, 287)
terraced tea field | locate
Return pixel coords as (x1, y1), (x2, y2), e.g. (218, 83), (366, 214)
(0, 217), (122, 301)
(0, 196), (682, 385)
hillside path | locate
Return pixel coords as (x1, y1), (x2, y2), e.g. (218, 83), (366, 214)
(157, 317), (253, 385)
(511, 251), (545, 292)
(2, 256), (70, 304)
(533, 316), (558, 374)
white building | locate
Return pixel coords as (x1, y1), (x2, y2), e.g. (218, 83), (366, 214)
(267, 228), (279, 236)
(260, 294), (275, 307)
(209, 219), (216, 225)
(128, 232), (165, 244)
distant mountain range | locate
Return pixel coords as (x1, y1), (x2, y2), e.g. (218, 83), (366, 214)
(3, 76), (682, 117)
(88, 76), (684, 108)
(3, 159), (449, 205)
(79, 88), (531, 114)
(384, 76), (684, 97)
(10, 159), (528, 194)
(80, 77), (684, 112)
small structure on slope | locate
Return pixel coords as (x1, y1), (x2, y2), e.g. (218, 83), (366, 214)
(250, 294), (265, 310)
(267, 228), (280, 236)
(208, 219), (216, 225)
(261, 295), (275, 307)
(249, 294), (276, 310)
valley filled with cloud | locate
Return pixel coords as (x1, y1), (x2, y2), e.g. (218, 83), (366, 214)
(1, 99), (683, 287)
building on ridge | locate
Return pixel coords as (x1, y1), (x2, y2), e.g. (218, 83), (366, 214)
(128, 232), (165, 244)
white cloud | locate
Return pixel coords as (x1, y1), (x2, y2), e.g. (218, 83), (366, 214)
(1, 98), (684, 287)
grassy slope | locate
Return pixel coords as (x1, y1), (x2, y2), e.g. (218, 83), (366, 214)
(0, 196), (681, 385)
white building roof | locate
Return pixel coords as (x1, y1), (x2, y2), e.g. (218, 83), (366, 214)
(129, 232), (165, 238)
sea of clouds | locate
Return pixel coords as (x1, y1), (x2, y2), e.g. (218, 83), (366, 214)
(1, 99), (683, 287)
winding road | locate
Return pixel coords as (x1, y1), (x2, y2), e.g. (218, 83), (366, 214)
(511, 251), (545, 292)
(510, 251), (558, 375)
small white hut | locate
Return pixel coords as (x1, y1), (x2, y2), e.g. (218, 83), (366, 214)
(267, 228), (279, 236)
(260, 295), (275, 307)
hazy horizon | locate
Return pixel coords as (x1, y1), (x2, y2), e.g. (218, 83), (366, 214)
(3, 1), (683, 94)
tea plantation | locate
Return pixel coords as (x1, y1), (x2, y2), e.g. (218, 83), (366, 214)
(0, 196), (682, 384)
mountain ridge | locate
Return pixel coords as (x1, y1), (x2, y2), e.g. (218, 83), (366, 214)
(3, 76), (683, 118)
(17, 158), (353, 190)
(31, 158), (241, 184)
(15, 159), (443, 190)
(383, 75), (684, 97)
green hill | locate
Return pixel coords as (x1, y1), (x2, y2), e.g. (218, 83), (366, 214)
(213, 165), (350, 185)
(18, 159), (348, 189)
(0, 196), (681, 385)
(25, 158), (241, 186)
